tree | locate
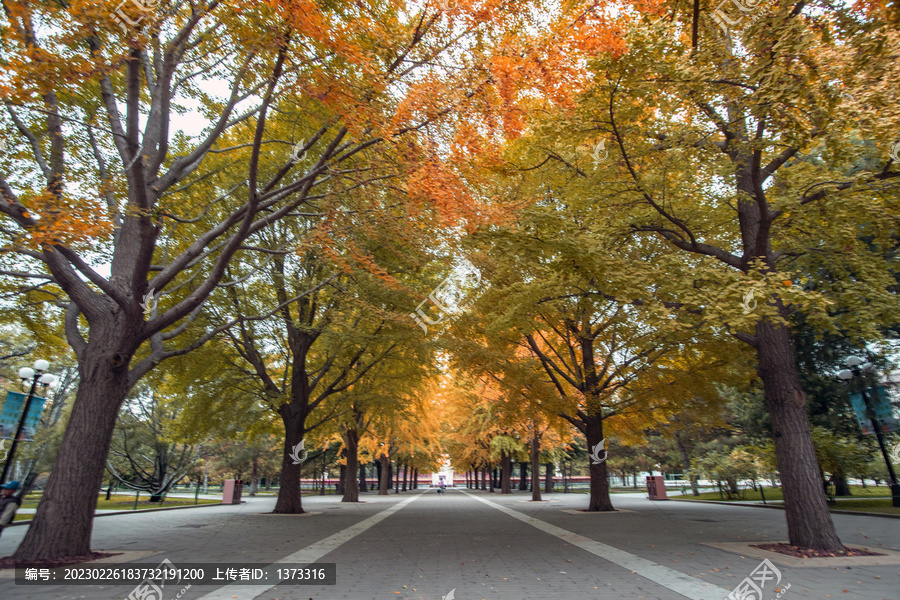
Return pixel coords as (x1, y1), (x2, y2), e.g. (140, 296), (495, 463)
(454, 210), (713, 510)
(1, 0), (556, 559)
(506, 1), (900, 550)
(105, 383), (199, 501)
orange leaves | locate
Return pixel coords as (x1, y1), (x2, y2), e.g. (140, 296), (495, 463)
(20, 191), (113, 250)
(406, 158), (477, 229)
(264, 0), (330, 43)
(569, 10), (629, 60)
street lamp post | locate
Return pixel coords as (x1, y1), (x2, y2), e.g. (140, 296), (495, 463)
(1, 359), (57, 484)
(838, 356), (900, 507)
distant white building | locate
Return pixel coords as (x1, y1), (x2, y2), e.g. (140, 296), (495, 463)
(431, 458), (455, 487)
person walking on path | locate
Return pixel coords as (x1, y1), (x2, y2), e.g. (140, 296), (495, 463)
(0, 480), (22, 538)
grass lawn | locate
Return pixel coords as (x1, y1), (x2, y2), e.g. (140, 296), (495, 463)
(12, 494), (220, 520)
(677, 485), (891, 502)
(824, 499), (900, 515)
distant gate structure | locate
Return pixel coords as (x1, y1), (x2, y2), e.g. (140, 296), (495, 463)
(431, 459), (455, 488)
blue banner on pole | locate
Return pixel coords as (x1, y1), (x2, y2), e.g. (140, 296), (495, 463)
(849, 386), (899, 435)
(0, 391), (47, 441)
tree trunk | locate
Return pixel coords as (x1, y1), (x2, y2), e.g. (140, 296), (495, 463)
(519, 462), (528, 490)
(727, 476), (739, 497)
(500, 452), (512, 494)
(393, 461), (400, 493)
(273, 406), (305, 514)
(359, 461), (367, 493)
(486, 465), (494, 493)
(544, 463), (553, 493)
(342, 428), (359, 502)
(530, 436), (541, 501)
(756, 320), (843, 551)
(379, 455), (389, 495)
(14, 352), (131, 561)
(584, 414), (614, 511)
(402, 463), (408, 491)
(833, 471), (851, 497)
(675, 432), (699, 496)
(250, 455), (259, 496)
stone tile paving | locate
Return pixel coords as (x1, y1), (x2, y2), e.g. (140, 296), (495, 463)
(0, 488), (897, 600)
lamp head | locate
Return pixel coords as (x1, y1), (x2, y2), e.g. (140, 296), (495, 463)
(32, 359), (49, 372)
(18, 367), (35, 381)
(838, 369), (853, 380)
(39, 373), (57, 386)
(846, 356), (864, 367)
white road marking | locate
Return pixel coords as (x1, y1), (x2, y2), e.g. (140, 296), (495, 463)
(463, 491), (731, 600)
(192, 493), (422, 600)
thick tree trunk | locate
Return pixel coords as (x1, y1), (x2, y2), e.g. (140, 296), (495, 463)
(342, 429), (359, 502)
(518, 462), (528, 490)
(531, 436), (541, 501)
(585, 414), (614, 511)
(544, 463), (553, 493)
(14, 354), (131, 561)
(379, 455), (389, 495)
(359, 461), (367, 492)
(500, 452), (512, 494)
(675, 432), (699, 496)
(756, 320), (843, 551)
(273, 407), (305, 514)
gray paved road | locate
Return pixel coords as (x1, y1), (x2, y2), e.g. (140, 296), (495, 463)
(0, 489), (897, 600)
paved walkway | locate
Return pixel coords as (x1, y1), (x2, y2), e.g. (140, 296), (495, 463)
(0, 489), (897, 599)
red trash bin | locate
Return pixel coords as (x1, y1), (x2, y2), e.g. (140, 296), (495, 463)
(222, 479), (244, 504)
(646, 475), (668, 500)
